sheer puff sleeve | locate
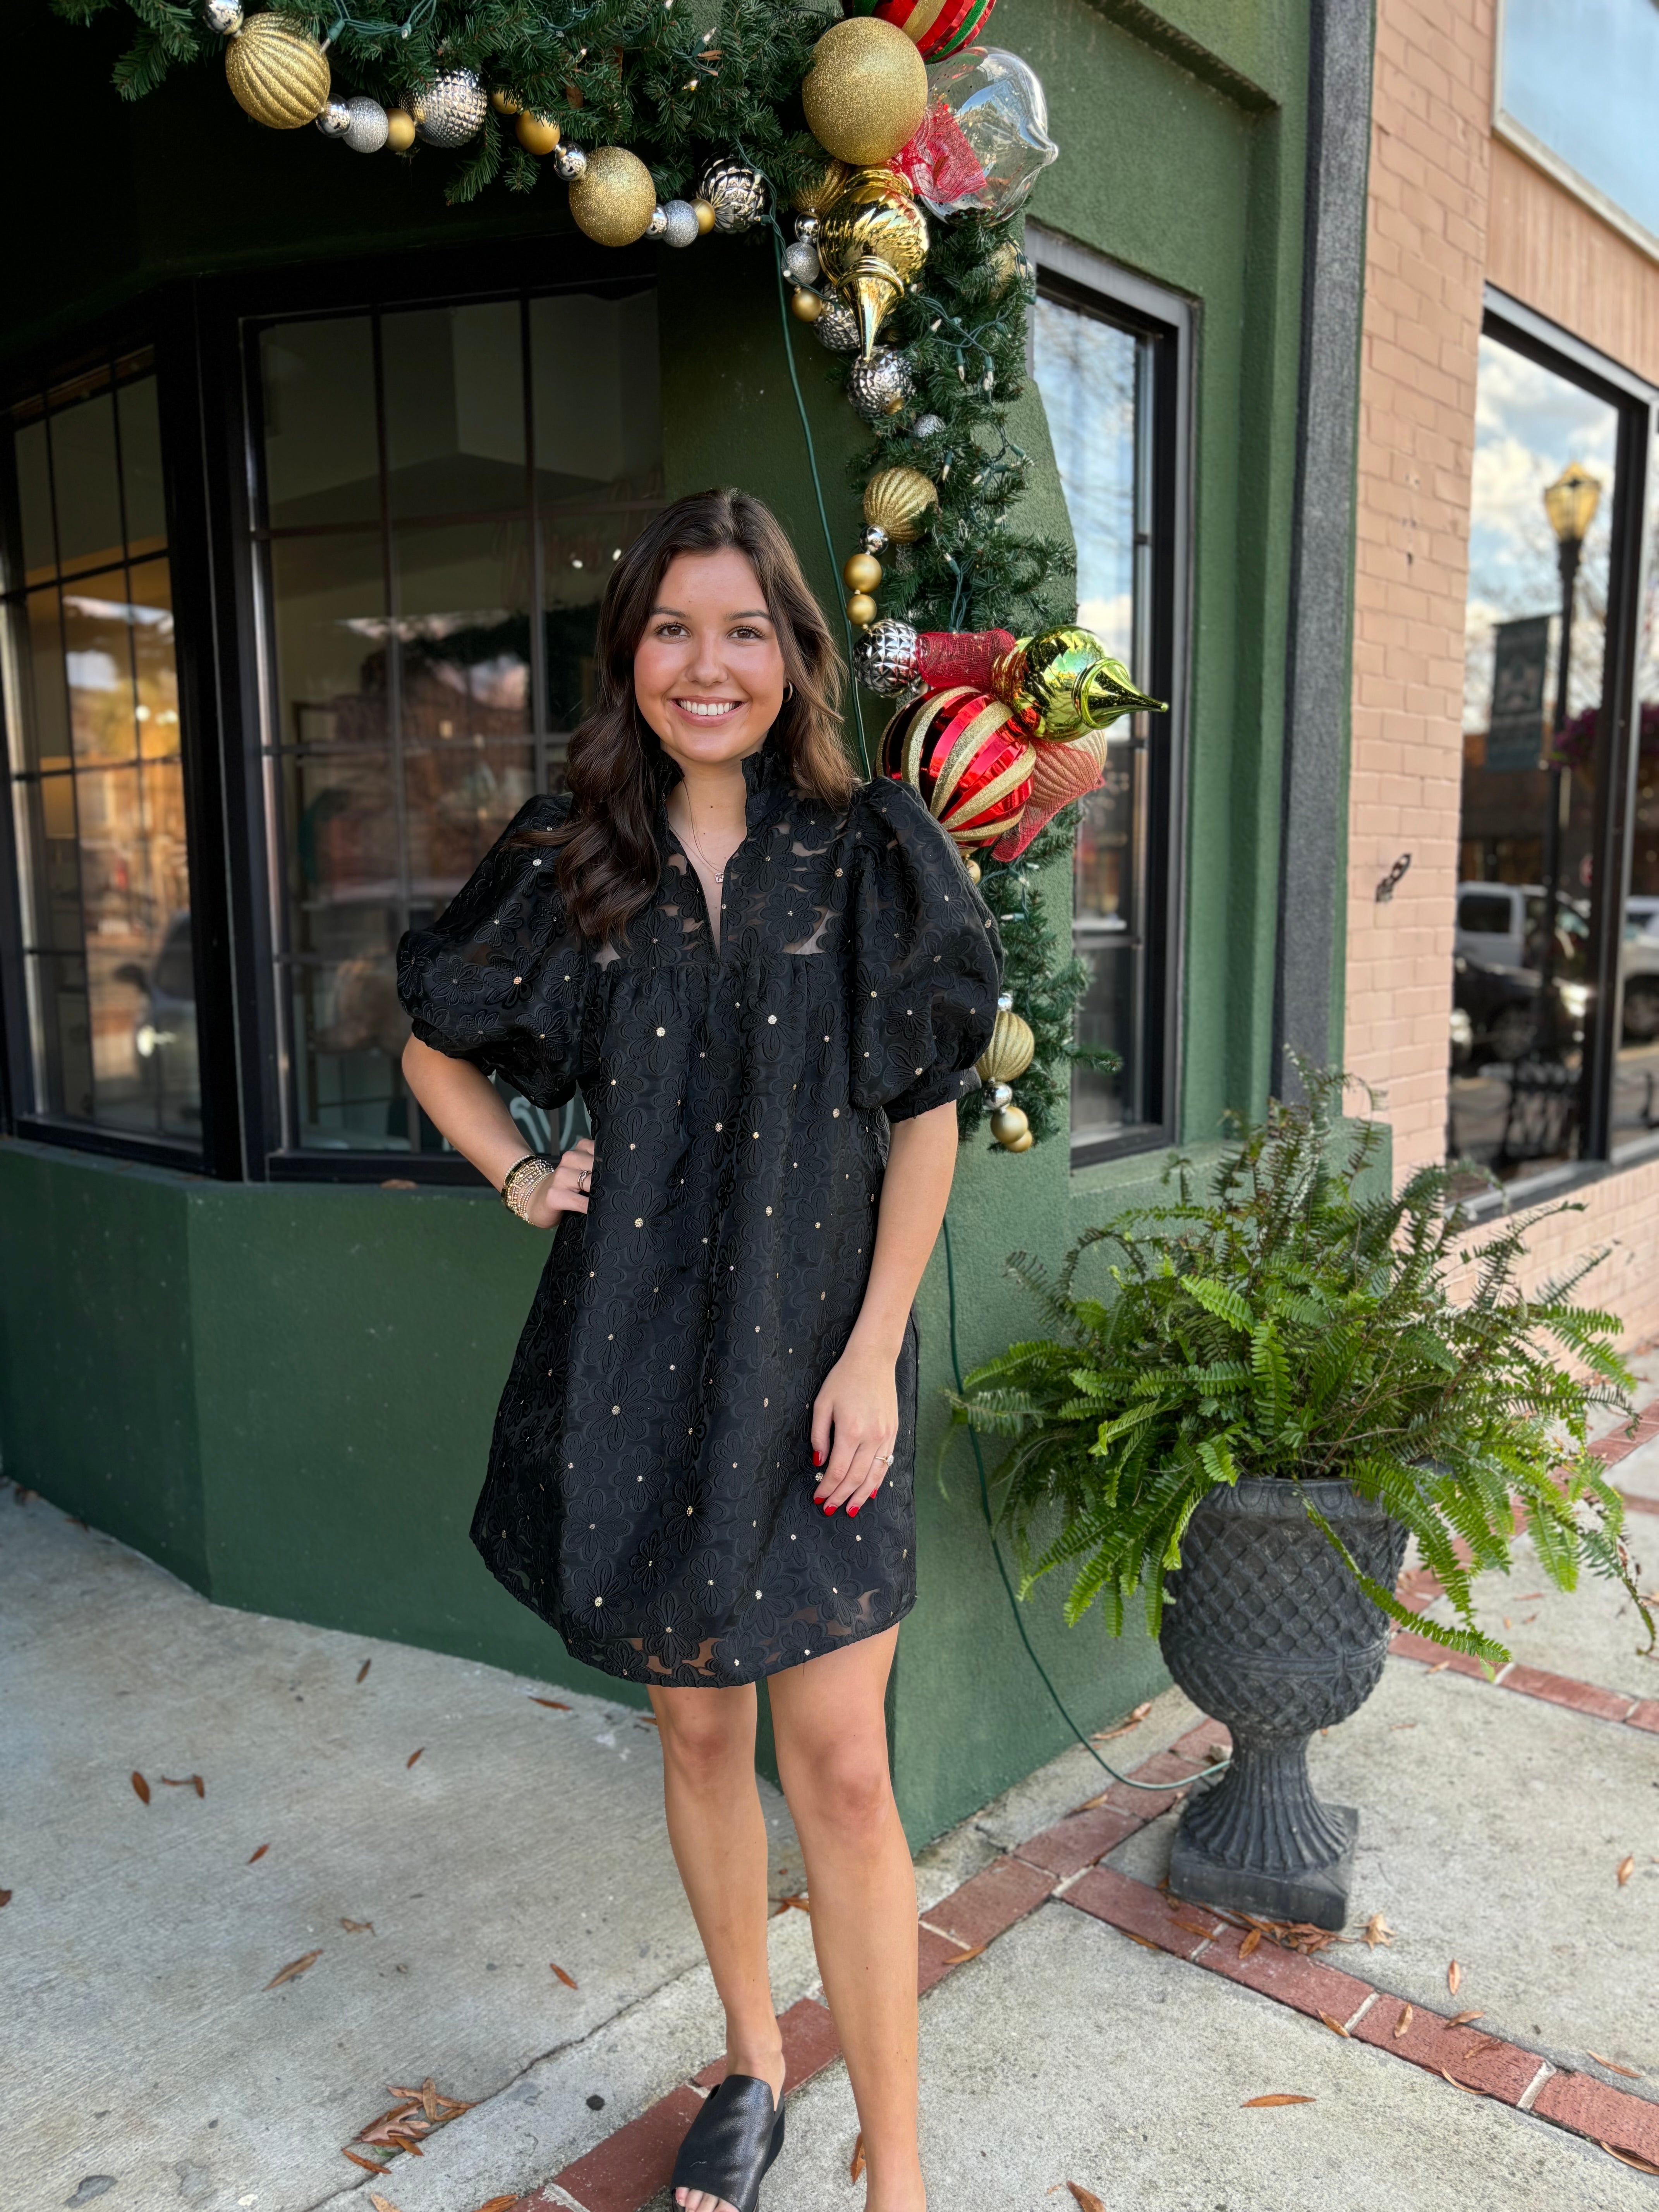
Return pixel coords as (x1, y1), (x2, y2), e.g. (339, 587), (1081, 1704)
(849, 777), (1004, 1122)
(396, 794), (585, 1111)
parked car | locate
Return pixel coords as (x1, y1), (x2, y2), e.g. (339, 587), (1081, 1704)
(1454, 882), (1659, 1046)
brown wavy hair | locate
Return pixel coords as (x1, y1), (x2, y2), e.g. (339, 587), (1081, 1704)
(520, 488), (856, 943)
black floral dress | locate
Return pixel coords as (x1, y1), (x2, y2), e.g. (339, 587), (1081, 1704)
(396, 742), (1002, 1687)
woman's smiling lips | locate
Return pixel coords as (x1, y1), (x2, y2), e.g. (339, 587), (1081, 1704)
(672, 697), (744, 719)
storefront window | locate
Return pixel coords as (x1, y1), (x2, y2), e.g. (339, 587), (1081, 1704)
(1032, 270), (1178, 1158)
(252, 285), (662, 1155)
(1616, 422), (1659, 1157)
(1453, 326), (1624, 1182)
(0, 352), (198, 1145)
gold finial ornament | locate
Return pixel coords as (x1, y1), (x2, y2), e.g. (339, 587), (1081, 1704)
(862, 466), (938, 543)
(801, 16), (928, 167)
(976, 1006), (1036, 1087)
(993, 625), (1166, 742)
(224, 12), (330, 129)
(817, 167), (930, 359)
(568, 146), (660, 246)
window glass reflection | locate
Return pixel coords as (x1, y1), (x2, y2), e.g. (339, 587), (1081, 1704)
(1, 357), (200, 1144)
(1451, 334), (1618, 1182)
(1613, 424), (1659, 1156)
(256, 285), (663, 1154)
(1032, 291), (1154, 1147)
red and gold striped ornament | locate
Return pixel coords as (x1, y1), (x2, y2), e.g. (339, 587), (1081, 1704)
(881, 685), (1034, 851)
(842, 0), (1000, 62)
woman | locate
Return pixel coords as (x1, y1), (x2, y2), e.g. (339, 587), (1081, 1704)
(398, 489), (1000, 2212)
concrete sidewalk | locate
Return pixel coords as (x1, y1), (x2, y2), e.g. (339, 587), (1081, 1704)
(5, 1403), (1658, 2212)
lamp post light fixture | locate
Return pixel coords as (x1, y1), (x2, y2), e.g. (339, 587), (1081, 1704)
(1538, 460), (1602, 1055)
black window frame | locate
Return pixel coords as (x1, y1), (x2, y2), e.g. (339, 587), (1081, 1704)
(0, 237), (664, 1187)
(1024, 227), (1192, 1170)
(1460, 288), (1659, 1205)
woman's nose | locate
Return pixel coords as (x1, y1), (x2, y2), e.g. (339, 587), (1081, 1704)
(683, 628), (732, 688)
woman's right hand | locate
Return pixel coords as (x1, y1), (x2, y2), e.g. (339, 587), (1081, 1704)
(522, 1137), (595, 1225)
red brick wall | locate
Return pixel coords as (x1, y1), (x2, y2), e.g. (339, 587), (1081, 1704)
(1347, 1), (1659, 1348)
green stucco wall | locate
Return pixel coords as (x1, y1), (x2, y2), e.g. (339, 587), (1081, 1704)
(2, 0), (1322, 1845)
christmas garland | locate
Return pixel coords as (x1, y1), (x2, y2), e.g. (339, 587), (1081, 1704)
(60, 0), (1160, 1149)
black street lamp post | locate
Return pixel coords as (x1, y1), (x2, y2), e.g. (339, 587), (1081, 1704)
(1538, 462), (1602, 1050)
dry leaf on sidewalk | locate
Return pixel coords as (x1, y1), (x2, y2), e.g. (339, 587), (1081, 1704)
(1317, 2013), (1350, 2039)
(1438, 2069), (1484, 2095)
(474, 2198), (518, 2212)
(420, 2078), (440, 2122)
(131, 1772), (151, 1805)
(1093, 1702), (1153, 1741)
(1446, 2011), (1484, 2027)
(265, 1948), (322, 1989)
(342, 2151), (392, 2176)
(406, 1749), (424, 1769)
(849, 2131), (865, 2183)
(1447, 1960), (1462, 1995)
(1065, 2185), (1105, 2212)
(0, 1889), (10, 1907)
(248, 1844), (270, 1864)
(357, 1659), (372, 1682)
(1239, 1928), (1262, 1958)
(1589, 2052), (1641, 2078)
(368, 2194), (403, 2212)
(551, 1963), (578, 1988)
(160, 1775), (205, 1797)
(1602, 2143), (1659, 2175)
(1241, 2094), (1315, 2107)
(531, 1697), (571, 1710)
(1616, 1855), (1635, 1886)
(1393, 2004), (1414, 2039)
(341, 1918), (374, 1934)
(1362, 1913), (1393, 1947)
(947, 1941), (989, 1963)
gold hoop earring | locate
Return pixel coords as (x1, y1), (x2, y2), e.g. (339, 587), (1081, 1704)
(782, 682), (795, 703)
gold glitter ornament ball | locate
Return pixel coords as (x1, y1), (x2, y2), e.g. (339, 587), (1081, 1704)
(862, 465), (937, 543)
(568, 146), (659, 246)
(801, 17), (928, 167)
(976, 1006), (1036, 1086)
(225, 12), (330, 129)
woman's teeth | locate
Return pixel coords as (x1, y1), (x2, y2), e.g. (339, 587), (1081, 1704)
(674, 699), (739, 718)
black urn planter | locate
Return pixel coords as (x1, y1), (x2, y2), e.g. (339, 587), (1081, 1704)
(1158, 1476), (1408, 1932)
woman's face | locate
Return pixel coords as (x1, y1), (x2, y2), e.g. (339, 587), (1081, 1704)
(632, 548), (788, 773)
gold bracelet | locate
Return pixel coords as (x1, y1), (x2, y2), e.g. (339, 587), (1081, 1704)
(501, 1153), (557, 1221)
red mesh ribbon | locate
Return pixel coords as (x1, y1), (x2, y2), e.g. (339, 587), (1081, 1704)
(891, 98), (991, 210)
(915, 629), (1017, 694)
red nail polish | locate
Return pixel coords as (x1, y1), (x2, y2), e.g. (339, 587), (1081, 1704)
(823, 1503), (835, 1515)
(848, 1503), (860, 1518)
(812, 1451), (823, 1467)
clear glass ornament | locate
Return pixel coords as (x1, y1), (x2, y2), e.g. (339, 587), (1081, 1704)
(894, 47), (1057, 220)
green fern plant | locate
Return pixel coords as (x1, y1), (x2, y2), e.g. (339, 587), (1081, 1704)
(949, 1065), (1652, 1670)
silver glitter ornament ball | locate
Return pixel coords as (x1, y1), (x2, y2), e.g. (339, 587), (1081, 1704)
(315, 98), (352, 137)
(659, 198), (701, 249)
(697, 157), (768, 233)
(202, 0), (243, 33)
(342, 95), (390, 153)
(552, 143), (587, 180)
(782, 239), (821, 287)
(411, 67), (486, 148)
(910, 412), (946, 441)
(812, 297), (861, 353)
(852, 619), (921, 696)
(847, 348), (916, 423)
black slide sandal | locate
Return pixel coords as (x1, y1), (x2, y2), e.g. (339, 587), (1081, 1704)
(670, 2073), (786, 2212)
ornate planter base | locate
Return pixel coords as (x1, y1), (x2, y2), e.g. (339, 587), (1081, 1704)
(1158, 1475), (1408, 1937)
(1171, 1801), (1357, 1932)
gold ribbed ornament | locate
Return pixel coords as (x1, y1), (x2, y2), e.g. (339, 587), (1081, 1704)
(817, 167), (929, 358)
(801, 17), (928, 167)
(792, 155), (852, 216)
(862, 465), (938, 543)
(977, 1008), (1036, 1087)
(568, 146), (659, 246)
(224, 13), (330, 129)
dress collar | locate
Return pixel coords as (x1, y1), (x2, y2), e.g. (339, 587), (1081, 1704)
(654, 737), (790, 830)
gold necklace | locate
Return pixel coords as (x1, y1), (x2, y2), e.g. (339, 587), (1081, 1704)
(674, 802), (736, 885)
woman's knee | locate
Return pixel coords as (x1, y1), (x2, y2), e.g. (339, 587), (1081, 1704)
(781, 1738), (895, 1839)
(652, 1690), (755, 1786)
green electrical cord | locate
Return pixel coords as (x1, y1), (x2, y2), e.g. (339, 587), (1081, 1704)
(941, 1215), (1231, 1793)
(772, 234), (872, 778)
(771, 238), (1225, 1795)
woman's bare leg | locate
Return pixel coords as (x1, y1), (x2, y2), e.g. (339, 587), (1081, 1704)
(649, 1681), (785, 2212)
(768, 1627), (924, 2212)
